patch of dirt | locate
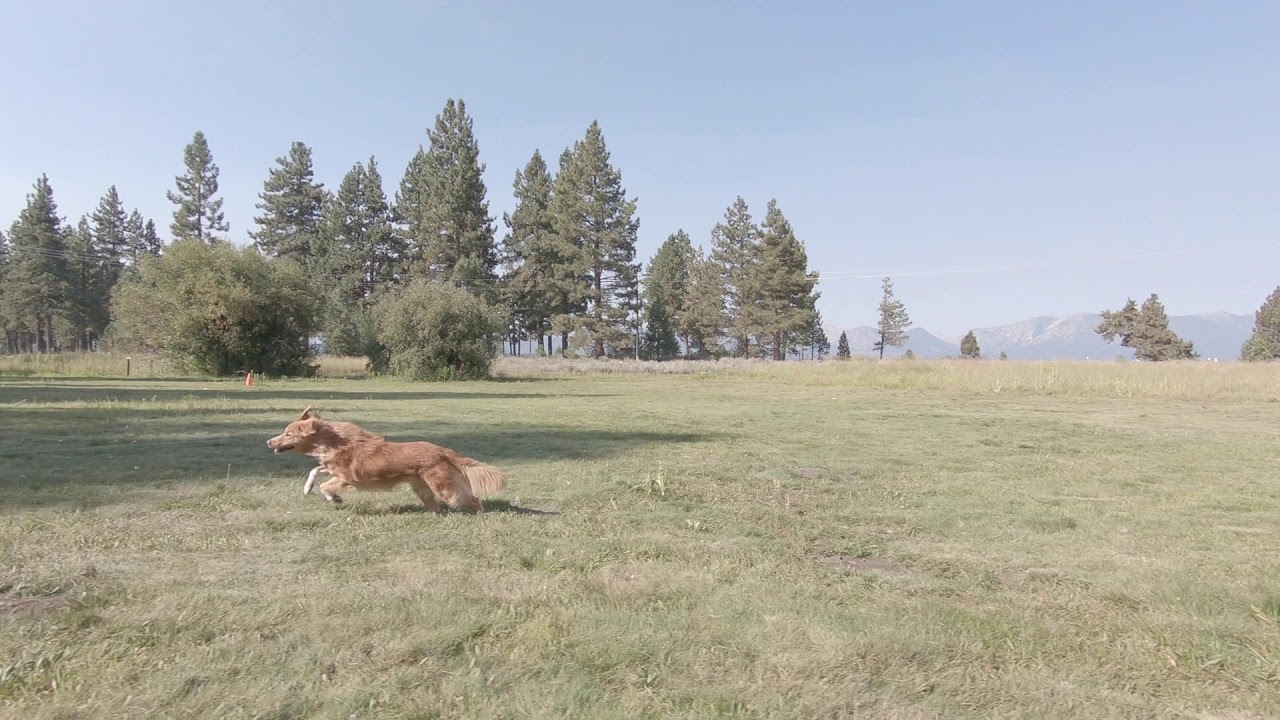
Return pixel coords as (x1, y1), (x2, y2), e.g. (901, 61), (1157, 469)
(774, 489), (803, 512)
(221, 510), (258, 524)
(997, 567), (1068, 589)
(821, 555), (910, 577)
(0, 594), (71, 619)
(792, 467), (829, 480)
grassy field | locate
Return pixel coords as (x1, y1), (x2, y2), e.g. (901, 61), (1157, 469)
(1, 357), (1279, 718)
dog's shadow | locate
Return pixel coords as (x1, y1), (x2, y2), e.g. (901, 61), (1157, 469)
(347, 499), (561, 517)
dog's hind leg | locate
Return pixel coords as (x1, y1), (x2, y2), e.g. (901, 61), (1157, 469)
(423, 464), (482, 513)
(406, 476), (443, 513)
(317, 477), (348, 505)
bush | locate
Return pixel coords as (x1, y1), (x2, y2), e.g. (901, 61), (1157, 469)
(320, 289), (388, 371)
(109, 240), (319, 377)
(372, 280), (506, 381)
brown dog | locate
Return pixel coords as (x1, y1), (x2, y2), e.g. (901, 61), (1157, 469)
(266, 408), (506, 513)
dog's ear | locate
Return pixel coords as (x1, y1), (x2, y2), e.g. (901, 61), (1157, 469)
(298, 406), (315, 420)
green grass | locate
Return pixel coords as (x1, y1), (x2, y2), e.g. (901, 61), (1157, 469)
(1, 361), (1279, 718)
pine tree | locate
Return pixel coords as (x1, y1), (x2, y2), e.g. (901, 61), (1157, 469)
(547, 121), (641, 357)
(641, 292), (680, 360)
(393, 148), (429, 271)
(960, 330), (980, 359)
(543, 147), (589, 354)
(836, 330), (851, 360)
(874, 276), (911, 359)
(63, 216), (100, 350)
(167, 130), (229, 243)
(752, 200), (819, 361)
(91, 186), (129, 289)
(2, 175), (69, 352)
(500, 149), (556, 354)
(643, 230), (694, 360)
(805, 309), (830, 359)
(680, 245), (725, 358)
(399, 99), (497, 296)
(1096, 293), (1197, 361)
(710, 197), (763, 357)
(312, 158), (400, 357)
(121, 211), (163, 270)
(1241, 286), (1280, 361)
(251, 141), (325, 264)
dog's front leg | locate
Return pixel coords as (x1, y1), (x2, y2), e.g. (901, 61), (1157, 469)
(302, 465), (328, 495)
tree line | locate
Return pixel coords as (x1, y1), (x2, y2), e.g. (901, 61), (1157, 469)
(0, 98), (834, 369)
(0, 179), (161, 353)
(4, 96), (1279, 368)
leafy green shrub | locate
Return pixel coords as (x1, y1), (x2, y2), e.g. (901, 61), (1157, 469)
(109, 240), (319, 376)
(372, 280), (506, 380)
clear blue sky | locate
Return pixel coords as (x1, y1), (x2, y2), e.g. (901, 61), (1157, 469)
(2, 1), (1277, 336)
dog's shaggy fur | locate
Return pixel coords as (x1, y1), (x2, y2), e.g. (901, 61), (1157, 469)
(266, 408), (506, 512)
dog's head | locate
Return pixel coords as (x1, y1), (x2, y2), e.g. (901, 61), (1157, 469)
(266, 407), (324, 454)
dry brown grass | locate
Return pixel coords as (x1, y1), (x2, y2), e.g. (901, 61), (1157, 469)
(495, 355), (1280, 401)
(8, 351), (1274, 403)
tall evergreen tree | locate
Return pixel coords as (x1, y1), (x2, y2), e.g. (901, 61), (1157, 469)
(960, 330), (980, 359)
(124, 210), (163, 267)
(167, 130), (229, 243)
(643, 230), (695, 360)
(752, 200), (819, 361)
(63, 216), (101, 350)
(1096, 293), (1197, 361)
(542, 148), (588, 354)
(1241, 286), (1280, 361)
(710, 197), (763, 357)
(547, 121), (641, 357)
(874, 276), (911, 359)
(399, 99), (498, 295)
(251, 141), (325, 264)
(500, 149), (556, 354)
(680, 245), (725, 358)
(394, 148), (430, 271)
(312, 158), (400, 357)
(805, 309), (830, 359)
(90, 186), (129, 290)
(836, 330), (851, 359)
(2, 175), (69, 352)
(641, 292), (679, 360)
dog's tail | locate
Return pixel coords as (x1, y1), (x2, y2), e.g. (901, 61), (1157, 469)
(457, 457), (507, 495)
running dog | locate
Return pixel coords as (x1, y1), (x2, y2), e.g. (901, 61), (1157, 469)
(266, 408), (506, 513)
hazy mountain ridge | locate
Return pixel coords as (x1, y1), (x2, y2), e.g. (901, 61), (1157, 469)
(826, 312), (1254, 361)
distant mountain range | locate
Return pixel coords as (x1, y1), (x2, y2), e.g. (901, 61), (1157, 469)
(827, 311), (1255, 361)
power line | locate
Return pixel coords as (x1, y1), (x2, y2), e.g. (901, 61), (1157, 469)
(5, 239), (1205, 289)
